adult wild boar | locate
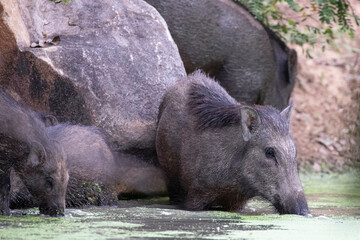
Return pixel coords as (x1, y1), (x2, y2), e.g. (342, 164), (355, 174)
(156, 72), (309, 215)
(145, 0), (297, 110)
(0, 90), (69, 216)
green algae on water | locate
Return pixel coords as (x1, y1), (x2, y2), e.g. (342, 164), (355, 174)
(0, 173), (359, 239)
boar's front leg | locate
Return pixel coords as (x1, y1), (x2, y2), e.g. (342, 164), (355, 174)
(0, 169), (11, 215)
(167, 181), (186, 205)
(184, 189), (216, 211)
(220, 193), (248, 212)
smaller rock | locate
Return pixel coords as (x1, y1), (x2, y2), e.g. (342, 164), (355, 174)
(249, 207), (256, 212)
(333, 142), (343, 152)
(316, 215), (332, 220)
(38, 39), (45, 47)
(313, 162), (322, 172)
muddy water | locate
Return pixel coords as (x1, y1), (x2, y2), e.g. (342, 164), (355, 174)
(0, 173), (359, 239)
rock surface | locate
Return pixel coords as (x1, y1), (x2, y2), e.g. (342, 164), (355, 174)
(0, 0), (186, 163)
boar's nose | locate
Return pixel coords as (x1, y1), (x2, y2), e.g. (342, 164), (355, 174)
(286, 191), (310, 216)
(295, 191), (310, 216)
(275, 190), (310, 216)
(39, 203), (65, 217)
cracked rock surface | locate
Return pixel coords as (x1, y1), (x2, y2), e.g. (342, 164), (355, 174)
(0, 0), (186, 164)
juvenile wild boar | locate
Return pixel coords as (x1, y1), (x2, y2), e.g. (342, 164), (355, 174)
(0, 90), (69, 216)
(10, 123), (167, 208)
(156, 72), (309, 215)
(45, 123), (167, 206)
(145, 0), (297, 110)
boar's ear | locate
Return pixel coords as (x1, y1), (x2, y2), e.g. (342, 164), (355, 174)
(44, 115), (58, 127)
(240, 106), (260, 141)
(288, 49), (298, 83)
(280, 99), (294, 123)
(27, 142), (46, 167)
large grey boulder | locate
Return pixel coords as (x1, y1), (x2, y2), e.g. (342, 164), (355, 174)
(0, 0), (186, 162)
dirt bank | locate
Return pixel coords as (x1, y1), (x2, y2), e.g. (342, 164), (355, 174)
(291, 43), (360, 172)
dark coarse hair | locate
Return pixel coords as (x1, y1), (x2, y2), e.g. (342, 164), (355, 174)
(187, 71), (241, 130)
(187, 71), (289, 134)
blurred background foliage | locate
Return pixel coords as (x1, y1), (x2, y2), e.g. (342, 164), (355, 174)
(237, 0), (359, 57)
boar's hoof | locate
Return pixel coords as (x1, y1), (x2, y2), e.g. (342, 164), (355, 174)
(0, 198), (10, 216)
(39, 204), (64, 217)
(0, 208), (10, 216)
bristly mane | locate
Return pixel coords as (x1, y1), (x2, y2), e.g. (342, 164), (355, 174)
(187, 72), (241, 130)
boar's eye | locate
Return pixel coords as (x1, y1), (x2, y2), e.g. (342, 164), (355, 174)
(45, 177), (55, 191)
(265, 147), (277, 163)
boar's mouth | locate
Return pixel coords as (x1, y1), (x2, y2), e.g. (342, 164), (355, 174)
(39, 203), (64, 217)
(271, 192), (310, 216)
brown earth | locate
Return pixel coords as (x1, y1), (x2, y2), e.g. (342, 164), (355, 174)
(288, 1), (360, 172)
(292, 45), (360, 172)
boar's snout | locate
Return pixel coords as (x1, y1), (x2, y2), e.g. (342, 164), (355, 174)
(39, 202), (65, 216)
(274, 190), (310, 216)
